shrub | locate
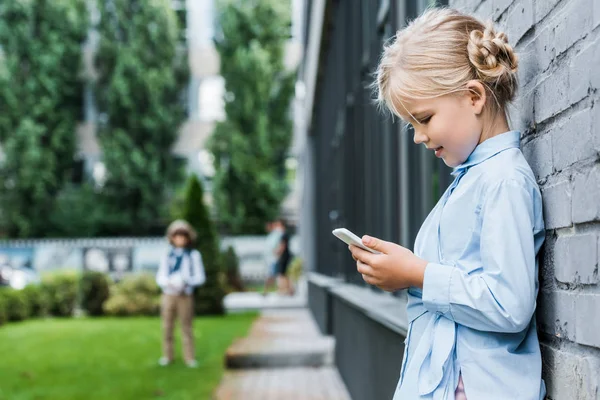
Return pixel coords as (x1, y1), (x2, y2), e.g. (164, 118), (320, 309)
(21, 284), (50, 318)
(0, 288), (30, 322)
(103, 274), (161, 317)
(80, 271), (111, 316)
(222, 245), (244, 292)
(179, 175), (226, 315)
(41, 271), (79, 317)
(287, 257), (303, 283)
(0, 291), (8, 326)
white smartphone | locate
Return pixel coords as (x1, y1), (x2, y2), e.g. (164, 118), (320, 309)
(332, 228), (381, 254)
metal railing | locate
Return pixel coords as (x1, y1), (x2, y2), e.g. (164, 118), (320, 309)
(309, 0), (451, 288)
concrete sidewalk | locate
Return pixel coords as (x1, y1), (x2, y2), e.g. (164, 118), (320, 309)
(214, 309), (351, 400)
(224, 278), (308, 312)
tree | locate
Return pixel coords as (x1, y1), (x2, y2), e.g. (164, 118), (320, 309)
(178, 175), (225, 315)
(0, 0), (88, 238)
(209, 0), (296, 234)
(94, 0), (188, 235)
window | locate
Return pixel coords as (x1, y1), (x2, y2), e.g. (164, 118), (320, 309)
(198, 76), (225, 122)
(198, 0), (215, 47)
(197, 149), (216, 179)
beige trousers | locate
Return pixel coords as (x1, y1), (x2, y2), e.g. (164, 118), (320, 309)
(161, 294), (195, 362)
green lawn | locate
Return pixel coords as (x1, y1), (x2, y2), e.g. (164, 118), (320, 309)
(0, 314), (257, 400)
(243, 282), (276, 293)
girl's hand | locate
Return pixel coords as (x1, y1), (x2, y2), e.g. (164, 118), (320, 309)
(349, 235), (427, 292)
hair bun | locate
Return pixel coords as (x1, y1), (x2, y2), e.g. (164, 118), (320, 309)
(467, 25), (518, 101)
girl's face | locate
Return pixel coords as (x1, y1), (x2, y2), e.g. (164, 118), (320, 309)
(395, 83), (486, 168)
(172, 233), (189, 248)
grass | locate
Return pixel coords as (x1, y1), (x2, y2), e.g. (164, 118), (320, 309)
(0, 313), (257, 400)
(243, 282), (276, 293)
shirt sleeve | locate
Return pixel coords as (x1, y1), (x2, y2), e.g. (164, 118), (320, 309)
(422, 179), (539, 333)
(187, 250), (206, 287)
(156, 253), (169, 289)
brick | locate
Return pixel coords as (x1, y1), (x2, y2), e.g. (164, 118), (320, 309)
(551, 109), (594, 171)
(510, 87), (534, 133)
(541, 180), (572, 229)
(450, 0), (476, 13)
(569, 44), (594, 105)
(553, 0), (593, 57)
(538, 291), (600, 347)
(592, 40), (600, 91)
(492, 0), (512, 20)
(575, 294), (600, 347)
(534, 65), (569, 124)
(501, 0), (534, 44)
(474, 0), (494, 19)
(215, 309), (351, 399)
(534, 0), (560, 24)
(537, 290), (576, 339)
(554, 233), (598, 284)
(533, 24), (556, 74)
(522, 134), (552, 181)
(541, 343), (600, 400)
(517, 43), (538, 88)
(594, 104), (600, 152)
(215, 367), (352, 400)
(517, 25), (554, 87)
(572, 165), (600, 223)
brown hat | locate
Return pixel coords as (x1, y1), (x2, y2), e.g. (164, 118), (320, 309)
(166, 219), (197, 243)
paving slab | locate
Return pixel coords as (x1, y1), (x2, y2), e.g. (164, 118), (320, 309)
(215, 308), (351, 399)
(224, 279), (308, 312)
(214, 367), (351, 400)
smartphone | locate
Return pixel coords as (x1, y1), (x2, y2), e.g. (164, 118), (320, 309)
(332, 228), (381, 254)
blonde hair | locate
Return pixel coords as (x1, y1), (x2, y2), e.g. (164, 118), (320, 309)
(376, 8), (518, 121)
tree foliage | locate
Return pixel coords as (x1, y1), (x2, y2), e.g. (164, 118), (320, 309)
(0, 0), (88, 237)
(178, 174), (226, 315)
(209, 0), (296, 234)
(94, 0), (188, 235)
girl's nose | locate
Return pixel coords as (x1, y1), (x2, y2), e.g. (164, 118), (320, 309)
(413, 129), (427, 145)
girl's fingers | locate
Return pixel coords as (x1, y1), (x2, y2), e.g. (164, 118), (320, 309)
(356, 261), (375, 276)
(362, 273), (380, 286)
(349, 245), (377, 266)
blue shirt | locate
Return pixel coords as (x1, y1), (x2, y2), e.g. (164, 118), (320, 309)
(156, 247), (206, 295)
(393, 131), (546, 400)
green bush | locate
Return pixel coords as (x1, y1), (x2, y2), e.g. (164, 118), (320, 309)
(209, 0), (296, 234)
(21, 285), (50, 318)
(0, 288), (30, 322)
(103, 274), (161, 317)
(80, 271), (111, 316)
(0, 291), (7, 326)
(42, 271), (79, 317)
(222, 245), (244, 292)
(179, 175), (226, 315)
(0, 0), (89, 238)
(287, 257), (303, 283)
(93, 0), (188, 236)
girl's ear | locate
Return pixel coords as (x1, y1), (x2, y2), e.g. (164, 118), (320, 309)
(465, 80), (487, 116)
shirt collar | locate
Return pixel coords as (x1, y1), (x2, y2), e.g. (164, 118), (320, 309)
(452, 130), (521, 176)
(171, 247), (184, 255)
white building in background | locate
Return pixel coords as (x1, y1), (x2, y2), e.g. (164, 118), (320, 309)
(77, 0), (213, 185)
(171, 0), (222, 187)
(180, 0), (304, 222)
